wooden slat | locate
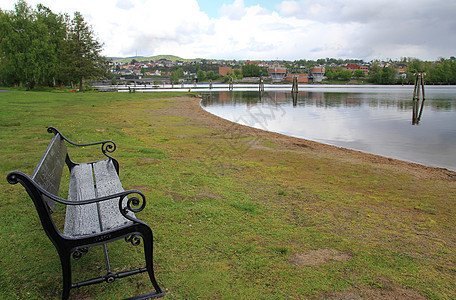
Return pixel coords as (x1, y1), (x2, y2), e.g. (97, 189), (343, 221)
(93, 159), (134, 231)
(32, 134), (67, 212)
(64, 164), (101, 237)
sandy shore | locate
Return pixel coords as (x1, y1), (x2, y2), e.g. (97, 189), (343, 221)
(164, 96), (456, 182)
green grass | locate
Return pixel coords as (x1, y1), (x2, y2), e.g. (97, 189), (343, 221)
(0, 89), (455, 299)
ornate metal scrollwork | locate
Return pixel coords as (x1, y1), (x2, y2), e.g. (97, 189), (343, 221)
(118, 191), (146, 222)
(127, 196), (145, 213)
(101, 141), (116, 155)
(47, 126), (117, 160)
(6, 172), (19, 185)
(72, 248), (88, 260)
(125, 234), (141, 246)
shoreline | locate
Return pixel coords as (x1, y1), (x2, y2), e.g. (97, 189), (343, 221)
(165, 96), (456, 182)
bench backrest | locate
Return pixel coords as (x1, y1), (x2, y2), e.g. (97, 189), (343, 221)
(31, 134), (68, 212)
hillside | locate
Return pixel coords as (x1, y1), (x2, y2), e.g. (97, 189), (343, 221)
(111, 55), (191, 64)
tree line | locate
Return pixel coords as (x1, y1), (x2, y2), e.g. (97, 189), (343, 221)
(0, 0), (107, 91)
(366, 58), (456, 85)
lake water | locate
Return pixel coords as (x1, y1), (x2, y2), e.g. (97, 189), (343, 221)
(200, 85), (456, 171)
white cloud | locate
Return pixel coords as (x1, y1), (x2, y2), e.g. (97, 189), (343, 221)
(277, 1), (302, 17)
(220, 0), (246, 20)
(116, 0), (134, 10)
(0, 0), (454, 60)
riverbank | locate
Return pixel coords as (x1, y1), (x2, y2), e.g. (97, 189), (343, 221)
(1, 91), (455, 299)
(178, 96), (456, 181)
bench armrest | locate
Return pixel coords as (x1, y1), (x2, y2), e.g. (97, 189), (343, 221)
(7, 171), (146, 223)
(47, 127), (116, 158)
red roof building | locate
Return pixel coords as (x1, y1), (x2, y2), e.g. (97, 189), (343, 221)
(219, 67), (233, 76)
(285, 73), (309, 83)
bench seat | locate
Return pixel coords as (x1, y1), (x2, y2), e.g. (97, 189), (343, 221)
(64, 159), (135, 237)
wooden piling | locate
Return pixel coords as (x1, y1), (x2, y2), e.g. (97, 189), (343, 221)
(259, 76), (265, 92)
(292, 76), (298, 94)
(412, 72), (426, 125)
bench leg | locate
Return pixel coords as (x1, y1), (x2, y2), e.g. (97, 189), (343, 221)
(58, 250), (72, 300)
(141, 228), (164, 296)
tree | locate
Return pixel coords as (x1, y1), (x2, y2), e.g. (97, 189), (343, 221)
(206, 70), (216, 80)
(380, 67), (397, 84)
(368, 62), (397, 84)
(34, 4), (68, 87)
(176, 67), (184, 78)
(197, 69), (206, 82)
(0, 1), (68, 89)
(338, 70), (352, 81)
(234, 69), (243, 79)
(241, 64), (260, 77)
(353, 69), (364, 79)
(141, 67), (147, 77)
(0, 1), (35, 88)
(62, 11), (107, 91)
(170, 70), (179, 84)
(0, 1), (107, 90)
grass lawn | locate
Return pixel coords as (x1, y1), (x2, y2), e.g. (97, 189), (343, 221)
(0, 89), (455, 299)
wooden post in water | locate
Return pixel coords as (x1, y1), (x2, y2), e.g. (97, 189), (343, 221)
(229, 77), (234, 91)
(292, 76), (298, 94)
(412, 72), (426, 125)
(259, 76), (265, 92)
(258, 76), (264, 101)
(291, 76), (298, 107)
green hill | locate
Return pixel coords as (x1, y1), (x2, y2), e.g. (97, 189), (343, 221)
(111, 55), (190, 64)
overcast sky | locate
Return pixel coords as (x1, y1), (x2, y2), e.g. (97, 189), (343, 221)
(1, 0), (455, 61)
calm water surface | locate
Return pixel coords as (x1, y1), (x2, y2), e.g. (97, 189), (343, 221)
(201, 85), (456, 171)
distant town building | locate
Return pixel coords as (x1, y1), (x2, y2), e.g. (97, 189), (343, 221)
(219, 67), (233, 76)
(269, 62), (287, 82)
(343, 64), (360, 73)
(285, 73), (309, 83)
(309, 67), (325, 82)
(360, 65), (369, 75)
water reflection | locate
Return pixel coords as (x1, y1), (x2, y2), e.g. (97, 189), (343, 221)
(412, 98), (425, 125)
(203, 88), (456, 112)
(201, 86), (456, 171)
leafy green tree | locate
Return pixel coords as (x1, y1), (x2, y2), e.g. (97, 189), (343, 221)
(338, 70), (352, 81)
(241, 64), (260, 77)
(206, 70), (216, 80)
(325, 70), (336, 80)
(34, 4), (68, 87)
(170, 70), (179, 84)
(368, 63), (397, 84)
(60, 11), (107, 91)
(0, 1), (107, 90)
(197, 69), (206, 82)
(234, 69), (243, 79)
(325, 67), (340, 80)
(176, 67), (184, 78)
(368, 62), (382, 84)
(0, 1), (67, 89)
(0, 1), (36, 88)
(380, 67), (397, 84)
(353, 69), (364, 79)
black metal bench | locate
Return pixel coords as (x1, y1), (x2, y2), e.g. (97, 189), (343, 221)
(7, 127), (165, 299)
